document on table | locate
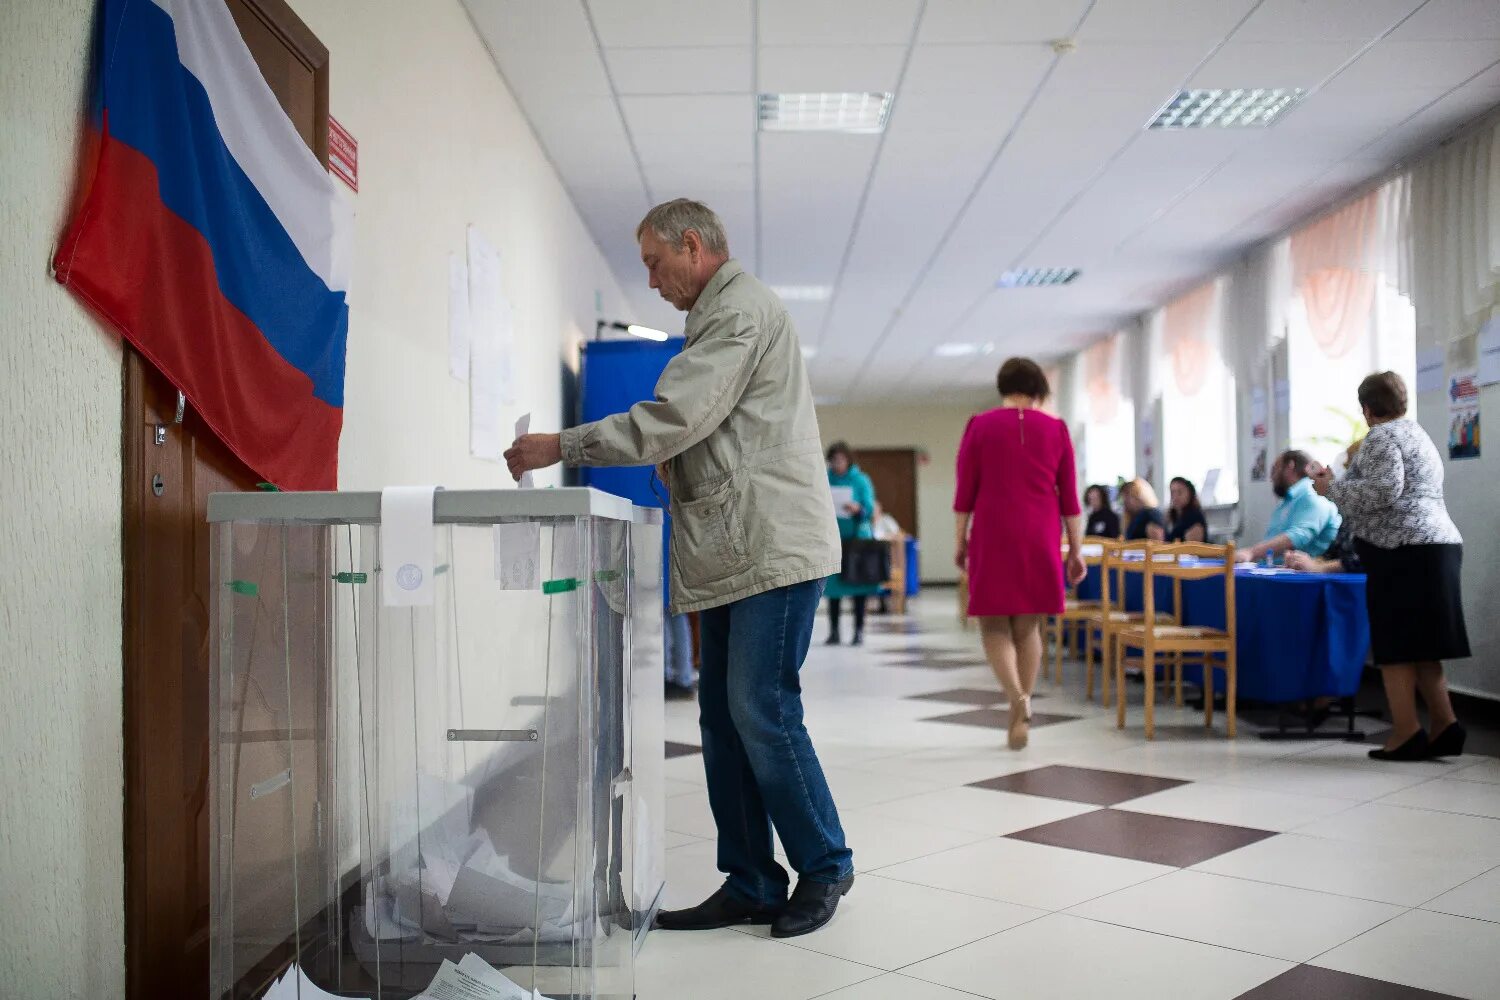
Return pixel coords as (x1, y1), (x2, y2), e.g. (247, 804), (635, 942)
(830, 485), (855, 511)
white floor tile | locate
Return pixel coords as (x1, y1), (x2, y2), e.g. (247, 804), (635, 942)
(1116, 781), (1356, 832)
(879, 837), (1172, 911)
(1423, 865), (1500, 923)
(1205, 756), (1449, 802)
(1312, 908), (1500, 1000)
(836, 806), (995, 871)
(665, 789), (719, 840)
(634, 926), (876, 1000)
(663, 829), (703, 850)
(662, 754), (708, 786)
(813, 973), (987, 1000)
(844, 746), (1042, 788)
(1378, 775), (1500, 820)
(821, 765), (948, 810)
(1068, 869), (1405, 962)
(1449, 757), (1500, 785)
(734, 874), (1043, 971)
(860, 785), (1099, 837)
(1194, 832), (1498, 906)
(1289, 802), (1500, 864)
(903, 913), (1291, 1000)
(664, 777), (702, 799)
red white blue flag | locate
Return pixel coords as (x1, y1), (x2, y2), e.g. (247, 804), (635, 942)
(55, 0), (352, 489)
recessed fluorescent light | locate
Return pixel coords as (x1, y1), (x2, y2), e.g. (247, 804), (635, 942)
(758, 93), (893, 134)
(1148, 88), (1303, 130)
(997, 268), (1081, 288)
(934, 342), (994, 358)
(773, 285), (833, 301)
(625, 324), (668, 342)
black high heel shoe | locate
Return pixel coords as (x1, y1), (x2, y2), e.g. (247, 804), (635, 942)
(1368, 730), (1431, 762)
(1429, 723), (1467, 758)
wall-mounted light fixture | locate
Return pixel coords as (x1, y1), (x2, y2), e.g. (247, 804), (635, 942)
(596, 319), (669, 342)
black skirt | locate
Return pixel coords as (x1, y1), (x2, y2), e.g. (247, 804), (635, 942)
(1355, 540), (1470, 665)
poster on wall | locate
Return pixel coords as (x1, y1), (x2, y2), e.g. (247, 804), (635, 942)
(1448, 368), (1481, 461)
(1479, 315), (1500, 387)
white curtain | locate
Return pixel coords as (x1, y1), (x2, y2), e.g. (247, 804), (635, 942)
(1410, 115), (1500, 346)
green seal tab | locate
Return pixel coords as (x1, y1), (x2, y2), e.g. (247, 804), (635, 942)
(542, 578), (580, 595)
(332, 572), (368, 585)
(228, 580), (259, 597)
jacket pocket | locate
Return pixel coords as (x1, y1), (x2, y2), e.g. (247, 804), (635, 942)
(672, 477), (750, 588)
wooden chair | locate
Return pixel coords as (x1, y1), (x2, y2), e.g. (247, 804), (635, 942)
(1048, 538), (1112, 684)
(1090, 541), (1180, 706)
(1112, 541), (1238, 740)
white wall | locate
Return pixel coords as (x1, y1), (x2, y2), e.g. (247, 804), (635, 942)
(1417, 348), (1500, 700)
(0, 1), (632, 994)
(0, 1), (125, 994)
(816, 401), (992, 584)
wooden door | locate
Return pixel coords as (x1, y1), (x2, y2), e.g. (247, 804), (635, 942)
(123, 4), (330, 998)
(855, 448), (919, 539)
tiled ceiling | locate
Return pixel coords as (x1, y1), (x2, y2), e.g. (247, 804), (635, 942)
(463, 0), (1500, 404)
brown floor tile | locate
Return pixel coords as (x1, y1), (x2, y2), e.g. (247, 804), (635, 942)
(882, 658), (973, 670)
(1006, 808), (1275, 866)
(1234, 966), (1467, 1000)
(907, 687), (1008, 706)
(665, 741), (702, 759)
(923, 708), (1080, 729)
(969, 764), (1187, 805)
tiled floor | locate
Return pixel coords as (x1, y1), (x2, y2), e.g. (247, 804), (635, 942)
(635, 592), (1500, 1000)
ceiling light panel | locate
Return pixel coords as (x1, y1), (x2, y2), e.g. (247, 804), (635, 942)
(758, 92), (894, 133)
(933, 342), (994, 358)
(997, 268), (1081, 288)
(1148, 88), (1304, 130)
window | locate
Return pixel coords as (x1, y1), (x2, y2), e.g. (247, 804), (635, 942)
(1155, 280), (1238, 505)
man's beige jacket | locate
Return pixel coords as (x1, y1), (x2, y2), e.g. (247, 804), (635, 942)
(560, 260), (841, 613)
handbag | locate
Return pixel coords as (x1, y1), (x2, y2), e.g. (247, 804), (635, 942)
(840, 538), (891, 586)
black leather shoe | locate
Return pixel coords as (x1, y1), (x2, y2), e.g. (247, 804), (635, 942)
(664, 681), (697, 701)
(655, 887), (783, 931)
(1429, 722), (1467, 758)
(1369, 729), (1431, 761)
(824, 631), (841, 646)
(850, 630), (864, 647)
(771, 874), (854, 939)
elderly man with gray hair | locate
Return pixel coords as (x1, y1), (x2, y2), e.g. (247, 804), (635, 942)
(506, 199), (854, 938)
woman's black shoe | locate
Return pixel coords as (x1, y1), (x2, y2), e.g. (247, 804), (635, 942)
(1368, 730), (1431, 761)
(824, 631), (841, 646)
(1429, 722), (1467, 758)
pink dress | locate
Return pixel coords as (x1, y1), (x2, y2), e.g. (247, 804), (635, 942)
(954, 407), (1080, 616)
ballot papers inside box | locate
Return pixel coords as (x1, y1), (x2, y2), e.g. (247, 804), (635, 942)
(207, 489), (665, 1000)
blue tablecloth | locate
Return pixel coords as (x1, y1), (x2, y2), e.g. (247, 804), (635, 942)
(1077, 564), (1175, 614)
(1073, 564), (1369, 703)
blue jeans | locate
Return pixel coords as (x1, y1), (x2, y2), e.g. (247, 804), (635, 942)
(697, 578), (853, 906)
(664, 612), (695, 687)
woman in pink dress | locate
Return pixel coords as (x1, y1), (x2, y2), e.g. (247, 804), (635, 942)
(954, 358), (1086, 749)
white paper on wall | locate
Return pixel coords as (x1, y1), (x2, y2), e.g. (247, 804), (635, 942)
(1417, 346), (1446, 394)
(467, 227), (514, 460)
(449, 252), (470, 382)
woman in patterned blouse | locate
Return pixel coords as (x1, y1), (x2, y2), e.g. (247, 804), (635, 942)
(1311, 371), (1470, 762)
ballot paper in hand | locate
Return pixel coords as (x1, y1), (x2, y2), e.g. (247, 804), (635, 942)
(830, 485), (855, 511)
(514, 413), (534, 488)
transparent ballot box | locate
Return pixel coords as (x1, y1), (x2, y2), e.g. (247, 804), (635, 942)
(207, 489), (665, 1000)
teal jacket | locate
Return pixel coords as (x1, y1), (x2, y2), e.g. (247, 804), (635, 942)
(828, 465), (876, 541)
(1267, 477), (1342, 557)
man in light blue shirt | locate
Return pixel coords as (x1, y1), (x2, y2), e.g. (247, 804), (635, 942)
(1238, 450), (1342, 562)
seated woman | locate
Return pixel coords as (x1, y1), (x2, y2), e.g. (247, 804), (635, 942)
(1119, 478), (1165, 541)
(1284, 521), (1363, 574)
(1166, 476), (1207, 542)
(1083, 484), (1120, 538)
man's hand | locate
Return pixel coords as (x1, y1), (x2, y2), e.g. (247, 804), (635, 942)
(1235, 547), (1256, 564)
(504, 433), (562, 482)
(1284, 551), (1315, 572)
(842, 502), (861, 517)
(656, 462), (671, 491)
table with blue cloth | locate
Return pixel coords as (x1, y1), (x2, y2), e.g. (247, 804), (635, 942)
(1073, 563), (1369, 704)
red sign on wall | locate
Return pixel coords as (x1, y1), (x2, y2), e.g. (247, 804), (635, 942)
(328, 115), (357, 192)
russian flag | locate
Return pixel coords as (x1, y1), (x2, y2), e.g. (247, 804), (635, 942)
(55, 0), (352, 490)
